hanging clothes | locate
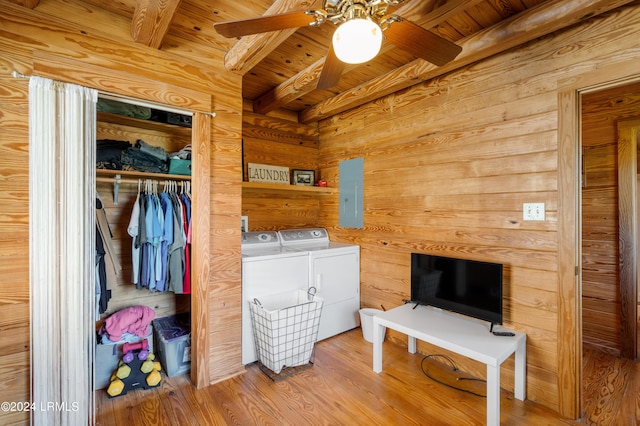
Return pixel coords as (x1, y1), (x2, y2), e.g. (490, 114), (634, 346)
(181, 190), (191, 294)
(157, 191), (173, 292)
(136, 190), (147, 290)
(95, 225), (107, 318)
(127, 186), (141, 286)
(96, 196), (121, 316)
(167, 188), (185, 294)
(128, 179), (191, 294)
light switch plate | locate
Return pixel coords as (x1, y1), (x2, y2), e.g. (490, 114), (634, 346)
(523, 203), (545, 221)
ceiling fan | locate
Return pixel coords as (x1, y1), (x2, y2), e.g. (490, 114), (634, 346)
(214, 0), (462, 90)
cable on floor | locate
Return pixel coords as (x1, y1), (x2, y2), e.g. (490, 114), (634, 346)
(420, 354), (487, 398)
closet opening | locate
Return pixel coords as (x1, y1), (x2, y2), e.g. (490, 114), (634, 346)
(28, 69), (213, 424)
(94, 95), (195, 395)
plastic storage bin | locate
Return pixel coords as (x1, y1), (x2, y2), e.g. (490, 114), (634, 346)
(153, 312), (191, 377)
(250, 288), (323, 376)
(168, 158), (191, 176)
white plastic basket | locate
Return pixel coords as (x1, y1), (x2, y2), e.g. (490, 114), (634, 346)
(249, 288), (323, 375)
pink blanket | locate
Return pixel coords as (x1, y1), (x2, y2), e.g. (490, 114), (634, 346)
(103, 305), (155, 342)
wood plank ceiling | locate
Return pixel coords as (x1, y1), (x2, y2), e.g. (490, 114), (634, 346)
(15, 0), (636, 124)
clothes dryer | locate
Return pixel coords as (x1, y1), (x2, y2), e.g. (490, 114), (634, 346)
(278, 228), (360, 341)
(241, 231), (309, 365)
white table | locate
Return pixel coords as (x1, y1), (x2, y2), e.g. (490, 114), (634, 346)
(372, 303), (526, 426)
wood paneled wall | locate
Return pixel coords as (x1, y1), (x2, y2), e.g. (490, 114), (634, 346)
(241, 110), (323, 230)
(581, 82), (640, 355)
(0, 2), (243, 424)
(312, 5), (640, 415)
(0, 46), (30, 426)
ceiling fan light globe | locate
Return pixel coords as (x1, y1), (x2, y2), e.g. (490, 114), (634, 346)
(332, 19), (382, 64)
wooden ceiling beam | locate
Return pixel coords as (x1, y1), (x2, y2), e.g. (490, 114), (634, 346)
(252, 0), (479, 115)
(391, 0), (484, 23)
(299, 0), (636, 123)
(223, 0), (321, 73)
(130, 0), (183, 49)
(243, 111), (319, 148)
(253, 57), (325, 115)
(6, 0), (39, 7)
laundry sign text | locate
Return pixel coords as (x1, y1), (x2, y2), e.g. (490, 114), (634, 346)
(247, 163), (290, 185)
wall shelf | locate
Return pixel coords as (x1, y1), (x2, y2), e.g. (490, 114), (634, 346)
(242, 181), (335, 194)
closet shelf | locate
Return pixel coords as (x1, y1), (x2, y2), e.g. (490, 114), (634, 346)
(242, 181), (335, 194)
(96, 169), (191, 181)
(97, 111), (191, 136)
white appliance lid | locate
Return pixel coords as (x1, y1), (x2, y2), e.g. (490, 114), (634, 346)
(293, 241), (357, 251)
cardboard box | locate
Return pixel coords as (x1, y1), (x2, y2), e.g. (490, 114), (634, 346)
(94, 327), (153, 390)
(153, 312), (191, 377)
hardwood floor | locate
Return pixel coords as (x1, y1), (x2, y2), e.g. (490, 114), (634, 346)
(96, 329), (638, 425)
(582, 346), (640, 425)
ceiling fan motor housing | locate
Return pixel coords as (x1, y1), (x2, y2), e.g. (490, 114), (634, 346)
(324, 0), (401, 25)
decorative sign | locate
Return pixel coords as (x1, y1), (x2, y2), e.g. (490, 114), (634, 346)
(247, 163), (290, 185)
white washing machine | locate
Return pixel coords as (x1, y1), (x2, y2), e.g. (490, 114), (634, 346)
(278, 228), (360, 341)
(241, 231), (309, 365)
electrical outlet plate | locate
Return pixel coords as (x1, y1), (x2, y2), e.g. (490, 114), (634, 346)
(523, 202), (545, 221)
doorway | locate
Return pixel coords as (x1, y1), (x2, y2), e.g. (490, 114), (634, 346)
(581, 84), (640, 359)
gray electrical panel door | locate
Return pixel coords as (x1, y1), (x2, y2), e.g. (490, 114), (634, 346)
(339, 157), (364, 228)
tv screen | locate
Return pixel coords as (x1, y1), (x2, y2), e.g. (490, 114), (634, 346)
(411, 253), (503, 325)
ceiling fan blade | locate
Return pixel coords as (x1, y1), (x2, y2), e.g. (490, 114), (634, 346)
(214, 11), (316, 38)
(384, 18), (462, 66)
(317, 45), (345, 90)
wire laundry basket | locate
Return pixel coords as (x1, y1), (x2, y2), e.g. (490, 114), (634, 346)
(249, 287), (323, 378)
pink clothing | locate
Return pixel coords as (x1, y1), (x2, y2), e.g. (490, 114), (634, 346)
(103, 306), (155, 342)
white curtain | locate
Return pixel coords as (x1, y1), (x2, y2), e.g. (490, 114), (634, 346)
(29, 76), (97, 425)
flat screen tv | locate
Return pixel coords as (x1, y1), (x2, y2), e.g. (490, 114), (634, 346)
(411, 253), (503, 325)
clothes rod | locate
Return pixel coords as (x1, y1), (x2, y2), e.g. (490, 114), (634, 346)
(96, 176), (138, 185)
(96, 175), (190, 205)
